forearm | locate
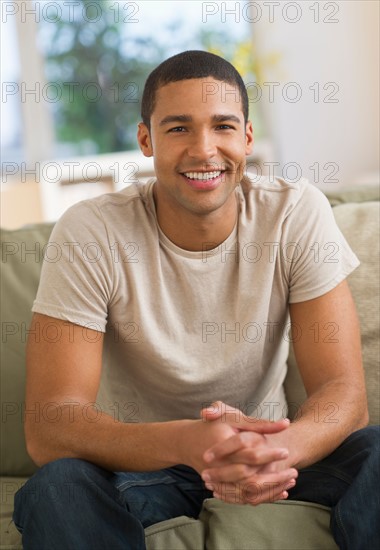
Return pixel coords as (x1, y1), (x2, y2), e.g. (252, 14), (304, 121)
(26, 401), (194, 471)
(272, 379), (369, 469)
(283, 280), (369, 469)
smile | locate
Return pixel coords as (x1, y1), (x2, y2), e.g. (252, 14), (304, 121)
(180, 170), (225, 191)
(182, 170), (222, 181)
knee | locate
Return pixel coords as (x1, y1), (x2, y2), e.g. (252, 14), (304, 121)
(31, 457), (99, 487)
(14, 458), (107, 512)
(345, 425), (380, 455)
(353, 425), (379, 445)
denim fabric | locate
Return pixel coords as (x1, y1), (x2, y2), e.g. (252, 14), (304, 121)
(288, 425), (380, 550)
(112, 464), (212, 528)
(13, 460), (212, 550)
(13, 426), (379, 550)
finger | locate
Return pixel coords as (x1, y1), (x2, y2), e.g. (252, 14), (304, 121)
(203, 431), (289, 463)
(210, 473), (297, 505)
(227, 416), (290, 434)
(200, 400), (226, 421)
(242, 479), (293, 506)
(205, 464), (298, 490)
(210, 414), (290, 434)
(201, 401), (260, 424)
(244, 478), (296, 505)
(202, 463), (259, 484)
(200, 402), (291, 435)
(201, 401), (267, 423)
(213, 487), (289, 506)
(203, 431), (254, 463)
(205, 444), (290, 468)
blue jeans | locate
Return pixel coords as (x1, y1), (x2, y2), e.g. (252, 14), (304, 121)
(13, 425), (379, 550)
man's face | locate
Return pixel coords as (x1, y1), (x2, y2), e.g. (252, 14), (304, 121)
(138, 78), (253, 218)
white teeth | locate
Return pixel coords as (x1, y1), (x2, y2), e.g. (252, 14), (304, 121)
(183, 171), (222, 180)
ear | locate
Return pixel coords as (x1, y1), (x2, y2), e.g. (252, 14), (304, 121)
(245, 121), (254, 155)
(137, 122), (153, 157)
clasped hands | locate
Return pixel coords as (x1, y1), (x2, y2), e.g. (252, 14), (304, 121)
(197, 401), (298, 506)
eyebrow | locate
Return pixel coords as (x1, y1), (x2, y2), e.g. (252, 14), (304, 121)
(158, 114), (242, 126)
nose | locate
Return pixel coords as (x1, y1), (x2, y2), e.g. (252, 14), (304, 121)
(186, 130), (217, 161)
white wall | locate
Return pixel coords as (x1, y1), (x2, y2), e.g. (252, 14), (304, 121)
(253, 0), (379, 189)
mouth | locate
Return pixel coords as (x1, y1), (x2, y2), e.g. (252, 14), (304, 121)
(180, 170), (225, 190)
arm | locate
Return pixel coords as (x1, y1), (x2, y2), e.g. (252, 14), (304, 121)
(25, 313), (289, 474)
(25, 313), (184, 471)
(199, 280), (369, 501)
(268, 278), (368, 468)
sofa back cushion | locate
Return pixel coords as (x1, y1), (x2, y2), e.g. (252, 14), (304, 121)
(285, 201), (380, 425)
(1, 223), (55, 476)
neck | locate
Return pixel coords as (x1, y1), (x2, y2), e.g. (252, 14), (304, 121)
(152, 187), (239, 252)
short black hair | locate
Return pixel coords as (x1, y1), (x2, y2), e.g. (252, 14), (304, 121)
(141, 50), (248, 130)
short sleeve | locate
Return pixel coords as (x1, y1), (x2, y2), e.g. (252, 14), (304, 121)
(282, 181), (360, 303)
(32, 201), (115, 331)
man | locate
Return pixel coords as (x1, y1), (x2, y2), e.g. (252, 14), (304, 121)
(13, 50), (378, 549)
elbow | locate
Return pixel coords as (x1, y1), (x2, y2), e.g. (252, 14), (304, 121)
(360, 390), (370, 427)
(25, 419), (77, 468)
(358, 407), (370, 430)
(25, 435), (47, 468)
(352, 395), (369, 432)
(25, 429), (49, 468)
(25, 424), (56, 468)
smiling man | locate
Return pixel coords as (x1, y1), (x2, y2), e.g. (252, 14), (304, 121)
(138, 73), (253, 250)
(13, 51), (378, 550)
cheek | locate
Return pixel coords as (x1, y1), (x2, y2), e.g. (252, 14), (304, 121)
(227, 147), (247, 170)
(153, 155), (169, 172)
(227, 138), (248, 157)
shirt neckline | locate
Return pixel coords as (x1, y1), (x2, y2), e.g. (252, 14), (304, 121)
(146, 179), (239, 260)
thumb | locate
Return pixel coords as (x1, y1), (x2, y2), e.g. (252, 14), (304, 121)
(200, 400), (226, 421)
(228, 416), (291, 434)
(200, 401), (291, 433)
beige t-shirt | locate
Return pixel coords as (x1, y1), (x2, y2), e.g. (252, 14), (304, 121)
(32, 176), (359, 422)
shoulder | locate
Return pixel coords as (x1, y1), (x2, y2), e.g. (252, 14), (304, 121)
(239, 174), (329, 214)
(53, 179), (156, 231)
(238, 175), (332, 230)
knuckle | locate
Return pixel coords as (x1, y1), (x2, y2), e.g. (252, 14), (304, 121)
(238, 431), (252, 447)
(237, 464), (250, 477)
(247, 449), (259, 462)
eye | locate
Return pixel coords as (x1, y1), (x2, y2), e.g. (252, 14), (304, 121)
(216, 124), (235, 130)
(168, 126), (187, 133)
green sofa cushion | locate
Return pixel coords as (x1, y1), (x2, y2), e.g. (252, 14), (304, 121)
(1, 224), (55, 477)
(323, 185), (379, 206)
(145, 499), (338, 550)
(0, 477), (27, 549)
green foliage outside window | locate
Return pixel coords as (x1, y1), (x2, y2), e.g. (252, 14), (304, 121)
(40, 0), (264, 155)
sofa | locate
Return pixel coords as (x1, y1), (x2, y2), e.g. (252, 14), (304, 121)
(1, 186), (379, 549)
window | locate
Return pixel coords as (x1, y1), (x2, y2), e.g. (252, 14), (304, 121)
(36, 0), (255, 158)
(1, 1), (272, 223)
(1, 0), (258, 164)
(0, 14), (25, 164)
